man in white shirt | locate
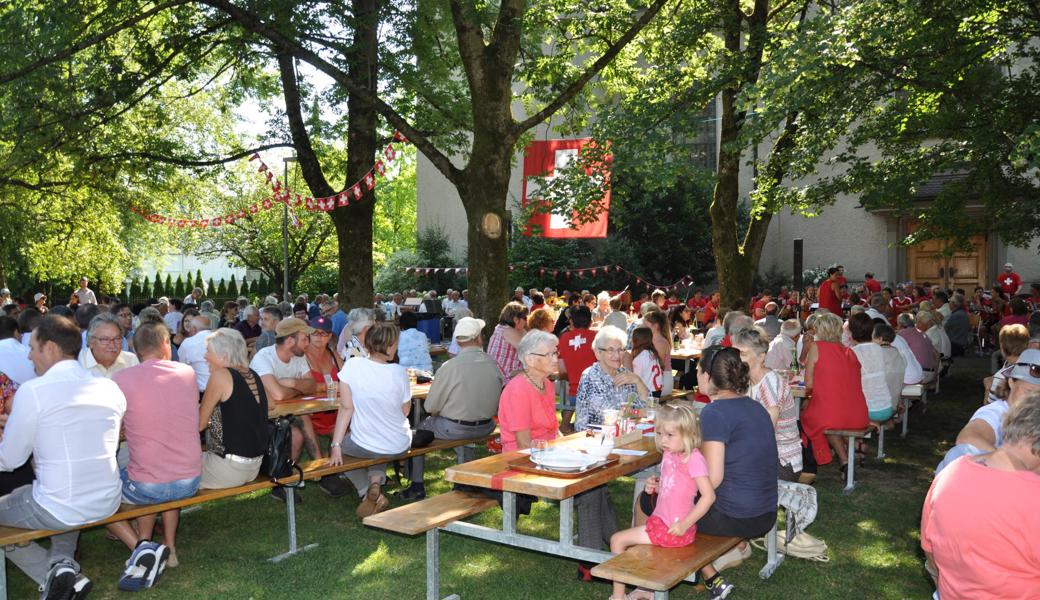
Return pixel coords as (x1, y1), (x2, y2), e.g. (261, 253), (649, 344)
(0, 316), (35, 385)
(78, 313), (140, 378)
(0, 314), (126, 597)
(764, 319), (801, 371)
(183, 287), (203, 307)
(250, 318), (321, 464)
(176, 315), (212, 393)
(163, 298), (184, 334)
(73, 277), (98, 305)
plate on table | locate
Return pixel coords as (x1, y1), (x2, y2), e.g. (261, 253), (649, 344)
(530, 450), (599, 472)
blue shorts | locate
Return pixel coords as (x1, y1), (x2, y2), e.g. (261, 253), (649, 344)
(868, 407), (894, 422)
(120, 468), (200, 505)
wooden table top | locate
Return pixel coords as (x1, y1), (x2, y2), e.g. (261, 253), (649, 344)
(269, 382), (433, 418)
(445, 432), (661, 501)
(670, 347), (702, 361)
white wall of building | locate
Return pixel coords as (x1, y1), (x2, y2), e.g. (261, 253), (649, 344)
(135, 254), (256, 287)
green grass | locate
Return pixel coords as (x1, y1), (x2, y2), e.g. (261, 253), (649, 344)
(11, 358), (989, 599)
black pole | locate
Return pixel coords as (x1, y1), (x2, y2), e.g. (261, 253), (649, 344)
(793, 239), (804, 290)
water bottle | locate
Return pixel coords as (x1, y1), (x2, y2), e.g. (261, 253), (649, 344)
(324, 374), (336, 401)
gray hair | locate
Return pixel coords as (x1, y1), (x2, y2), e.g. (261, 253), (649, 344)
(897, 312), (915, 329)
(205, 328), (249, 369)
(88, 312), (124, 341)
(517, 329), (558, 366)
(200, 300), (215, 312)
(724, 312), (753, 335)
(731, 327), (769, 356)
(593, 325), (627, 350)
(187, 314), (212, 334)
(137, 307), (164, 326)
(950, 293), (966, 308)
(264, 295), (279, 306)
(849, 305), (866, 315)
(348, 308), (375, 335)
(916, 311), (935, 327)
(869, 293), (886, 311)
(241, 305), (258, 318)
(1002, 393), (1040, 456)
(781, 319), (802, 338)
(453, 307), (473, 320)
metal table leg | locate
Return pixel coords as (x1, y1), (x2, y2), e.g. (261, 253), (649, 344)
(502, 492), (517, 535)
(559, 497), (574, 547)
(268, 488), (319, 562)
(901, 396), (910, 437)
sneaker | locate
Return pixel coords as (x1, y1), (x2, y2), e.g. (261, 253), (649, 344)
(394, 483), (426, 501)
(711, 543), (751, 572)
(356, 482), (388, 518)
(70, 574), (92, 600)
(271, 486), (302, 504)
(40, 560), (77, 600)
(117, 541), (169, 592)
(705, 575), (734, 599)
(318, 475), (352, 498)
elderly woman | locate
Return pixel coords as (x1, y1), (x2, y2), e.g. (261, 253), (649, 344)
(233, 305), (262, 346)
(487, 301), (528, 383)
(497, 330), (560, 452)
(732, 328), (802, 482)
(328, 322), (412, 518)
(693, 345), (778, 598)
(198, 328), (269, 489)
(922, 395), (1040, 599)
(396, 311), (433, 372)
(801, 312), (868, 477)
(337, 307), (375, 360)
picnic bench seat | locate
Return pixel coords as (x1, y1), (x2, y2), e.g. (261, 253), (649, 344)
(824, 428), (873, 493)
(362, 490), (498, 536)
(591, 535), (742, 599)
(0, 433), (495, 599)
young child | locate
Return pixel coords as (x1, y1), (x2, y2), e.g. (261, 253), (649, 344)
(607, 403), (715, 600)
(625, 327), (662, 398)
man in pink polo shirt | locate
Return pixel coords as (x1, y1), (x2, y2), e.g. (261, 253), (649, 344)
(110, 322), (202, 587)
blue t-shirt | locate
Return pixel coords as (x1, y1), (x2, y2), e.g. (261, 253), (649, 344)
(699, 396), (778, 518)
(331, 310), (348, 337)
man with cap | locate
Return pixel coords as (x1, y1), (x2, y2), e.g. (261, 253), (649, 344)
(397, 317), (503, 500)
(998, 262), (1023, 298)
(250, 317), (322, 484)
(954, 348), (1040, 454)
(32, 293), (48, 314)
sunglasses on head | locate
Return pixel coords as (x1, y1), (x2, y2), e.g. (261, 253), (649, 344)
(1016, 362), (1040, 380)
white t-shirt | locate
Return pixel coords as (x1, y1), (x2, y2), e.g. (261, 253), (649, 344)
(338, 357), (412, 454)
(970, 400), (1009, 446)
(164, 311), (183, 334)
(249, 346), (310, 380)
(891, 335), (924, 385)
(0, 338), (36, 385)
(632, 349), (662, 393)
(177, 330), (212, 391)
(852, 343), (891, 414)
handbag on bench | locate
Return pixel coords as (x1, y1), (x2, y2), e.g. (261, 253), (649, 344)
(262, 416), (304, 487)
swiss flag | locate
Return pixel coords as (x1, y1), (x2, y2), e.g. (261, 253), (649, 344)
(522, 139), (611, 239)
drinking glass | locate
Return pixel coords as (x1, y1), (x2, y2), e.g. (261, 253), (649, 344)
(645, 397), (658, 422)
(532, 439), (550, 460)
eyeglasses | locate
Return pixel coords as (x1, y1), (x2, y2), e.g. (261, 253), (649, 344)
(94, 336), (121, 346)
(1015, 362), (1040, 379)
(596, 347), (624, 355)
(530, 350), (559, 358)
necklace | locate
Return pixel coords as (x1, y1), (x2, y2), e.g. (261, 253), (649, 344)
(524, 370), (545, 392)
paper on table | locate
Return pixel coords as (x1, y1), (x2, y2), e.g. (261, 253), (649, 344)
(517, 449), (531, 455)
(611, 449), (648, 456)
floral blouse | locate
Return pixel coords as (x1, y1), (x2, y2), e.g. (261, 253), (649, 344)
(574, 362), (645, 432)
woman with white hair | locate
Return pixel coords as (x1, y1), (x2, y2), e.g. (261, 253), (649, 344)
(337, 307), (375, 360)
(497, 330), (560, 452)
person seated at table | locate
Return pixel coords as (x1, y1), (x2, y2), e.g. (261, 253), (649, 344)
(954, 348), (1040, 455)
(109, 322), (202, 571)
(488, 301), (528, 383)
(754, 302), (782, 341)
(801, 312), (869, 478)
(233, 305), (262, 348)
(328, 322), (413, 518)
(396, 311), (432, 372)
(694, 345), (778, 598)
(79, 313), (140, 377)
(849, 312), (894, 422)
(608, 403), (715, 600)
(872, 323), (907, 423)
(721, 311), (753, 347)
(669, 304), (693, 341)
(703, 309), (728, 348)
(199, 328), (269, 490)
(399, 317), (503, 500)
(897, 312), (938, 383)
(642, 310), (674, 396)
(943, 293), (972, 357)
(602, 296), (628, 331)
(917, 310), (951, 366)
(305, 315), (343, 429)
(623, 327), (663, 398)
(250, 317), (323, 471)
(497, 329), (559, 452)
(732, 328), (802, 482)
(527, 307), (556, 333)
(337, 307), (375, 360)
(217, 301), (239, 329)
(557, 306), (596, 434)
(764, 318), (801, 371)
(984, 324), (1030, 405)
(255, 305), (282, 353)
(921, 394), (1040, 599)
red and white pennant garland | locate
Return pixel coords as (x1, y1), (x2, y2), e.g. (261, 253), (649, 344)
(131, 131), (408, 228)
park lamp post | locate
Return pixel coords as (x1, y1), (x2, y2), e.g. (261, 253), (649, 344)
(283, 156), (298, 302)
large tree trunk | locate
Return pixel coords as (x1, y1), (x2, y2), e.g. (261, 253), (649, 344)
(332, 0), (379, 310)
(711, 81), (754, 307)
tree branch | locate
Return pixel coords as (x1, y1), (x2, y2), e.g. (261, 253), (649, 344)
(87, 143), (294, 167)
(277, 52), (335, 197)
(515, 0), (672, 132)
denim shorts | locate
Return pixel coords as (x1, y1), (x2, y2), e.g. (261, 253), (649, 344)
(120, 468), (201, 505)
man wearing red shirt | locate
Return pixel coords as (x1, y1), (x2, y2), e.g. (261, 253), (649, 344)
(998, 262), (1023, 297)
(817, 268), (843, 315)
(864, 272), (881, 294)
(557, 306), (596, 433)
(686, 289), (707, 310)
(890, 286), (913, 321)
(835, 265), (848, 288)
(702, 292), (721, 325)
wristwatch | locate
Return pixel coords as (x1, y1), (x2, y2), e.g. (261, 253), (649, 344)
(330, 442), (341, 448)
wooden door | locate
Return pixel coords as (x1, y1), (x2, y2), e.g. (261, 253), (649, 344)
(907, 233), (986, 289)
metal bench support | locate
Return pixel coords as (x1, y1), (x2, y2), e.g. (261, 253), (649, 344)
(759, 523), (784, 578)
(843, 436), (857, 494)
(269, 487), (319, 563)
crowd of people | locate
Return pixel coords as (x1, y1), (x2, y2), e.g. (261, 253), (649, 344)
(0, 263), (1038, 599)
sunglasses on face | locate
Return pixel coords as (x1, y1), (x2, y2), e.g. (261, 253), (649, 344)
(1016, 362), (1040, 379)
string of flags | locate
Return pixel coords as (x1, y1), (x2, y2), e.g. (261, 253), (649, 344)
(401, 263), (696, 291)
(130, 131), (409, 228)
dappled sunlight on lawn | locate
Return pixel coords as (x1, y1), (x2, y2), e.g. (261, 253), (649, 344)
(451, 551), (508, 578)
(350, 541), (395, 577)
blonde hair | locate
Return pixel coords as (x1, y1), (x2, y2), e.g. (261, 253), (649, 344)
(813, 312), (843, 343)
(654, 403), (702, 456)
(205, 328), (249, 369)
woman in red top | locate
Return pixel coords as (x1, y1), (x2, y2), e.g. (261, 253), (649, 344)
(497, 330), (560, 452)
(304, 317), (343, 436)
(801, 313), (868, 477)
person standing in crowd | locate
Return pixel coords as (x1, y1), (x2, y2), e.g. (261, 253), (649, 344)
(0, 316), (34, 385)
(864, 272), (882, 295)
(78, 313), (139, 378)
(73, 276), (98, 305)
(109, 323), (202, 575)
(0, 315), (126, 597)
(817, 268), (843, 315)
(163, 299), (184, 335)
(399, 317), (502, 500)
(997, 262), (1023, 297)
(32, 293), (48, 315)
(183, 287), (203, 307)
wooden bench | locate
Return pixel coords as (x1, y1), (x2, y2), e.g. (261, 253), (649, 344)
(591, 535), (742, 599)
(0, 434), (494, 599)
(364, 491), (500, 600)
(824, 428), (872, 493)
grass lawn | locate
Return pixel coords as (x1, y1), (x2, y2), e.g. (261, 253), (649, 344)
(9, 358), (989, 599)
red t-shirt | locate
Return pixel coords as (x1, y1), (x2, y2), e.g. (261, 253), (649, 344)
(818, 280), (842, 314)
(703, 302), (719, 324)
(891, 296), (913, 313)
(687, 297), (707, 309)
(998, 272), (1022, 296)
(865, 278), (881, 294)
(558, 328), (597, 397)
(498, 376), (558, 453)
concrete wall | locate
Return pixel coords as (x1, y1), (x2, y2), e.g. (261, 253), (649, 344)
(135, 254), (256, 286)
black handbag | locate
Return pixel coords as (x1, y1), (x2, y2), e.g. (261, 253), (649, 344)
(262, 416), (304, 487)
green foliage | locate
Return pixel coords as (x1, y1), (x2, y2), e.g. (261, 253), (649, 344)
(152, 271), (164, 297)
(174, 275), (185, 299)
(140, 277), (151, 300)
(296, 263), (340, 297)
(228, 274), (238, 298)
(207, 278), (216, 298)
(194, 270), (204, 291)
(373, 146), (418, 269)
(163, 274), (173, 298)
(754, 265), (792, 294)
(375, 228), (468, 294)
(216, 278), (227, 297)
